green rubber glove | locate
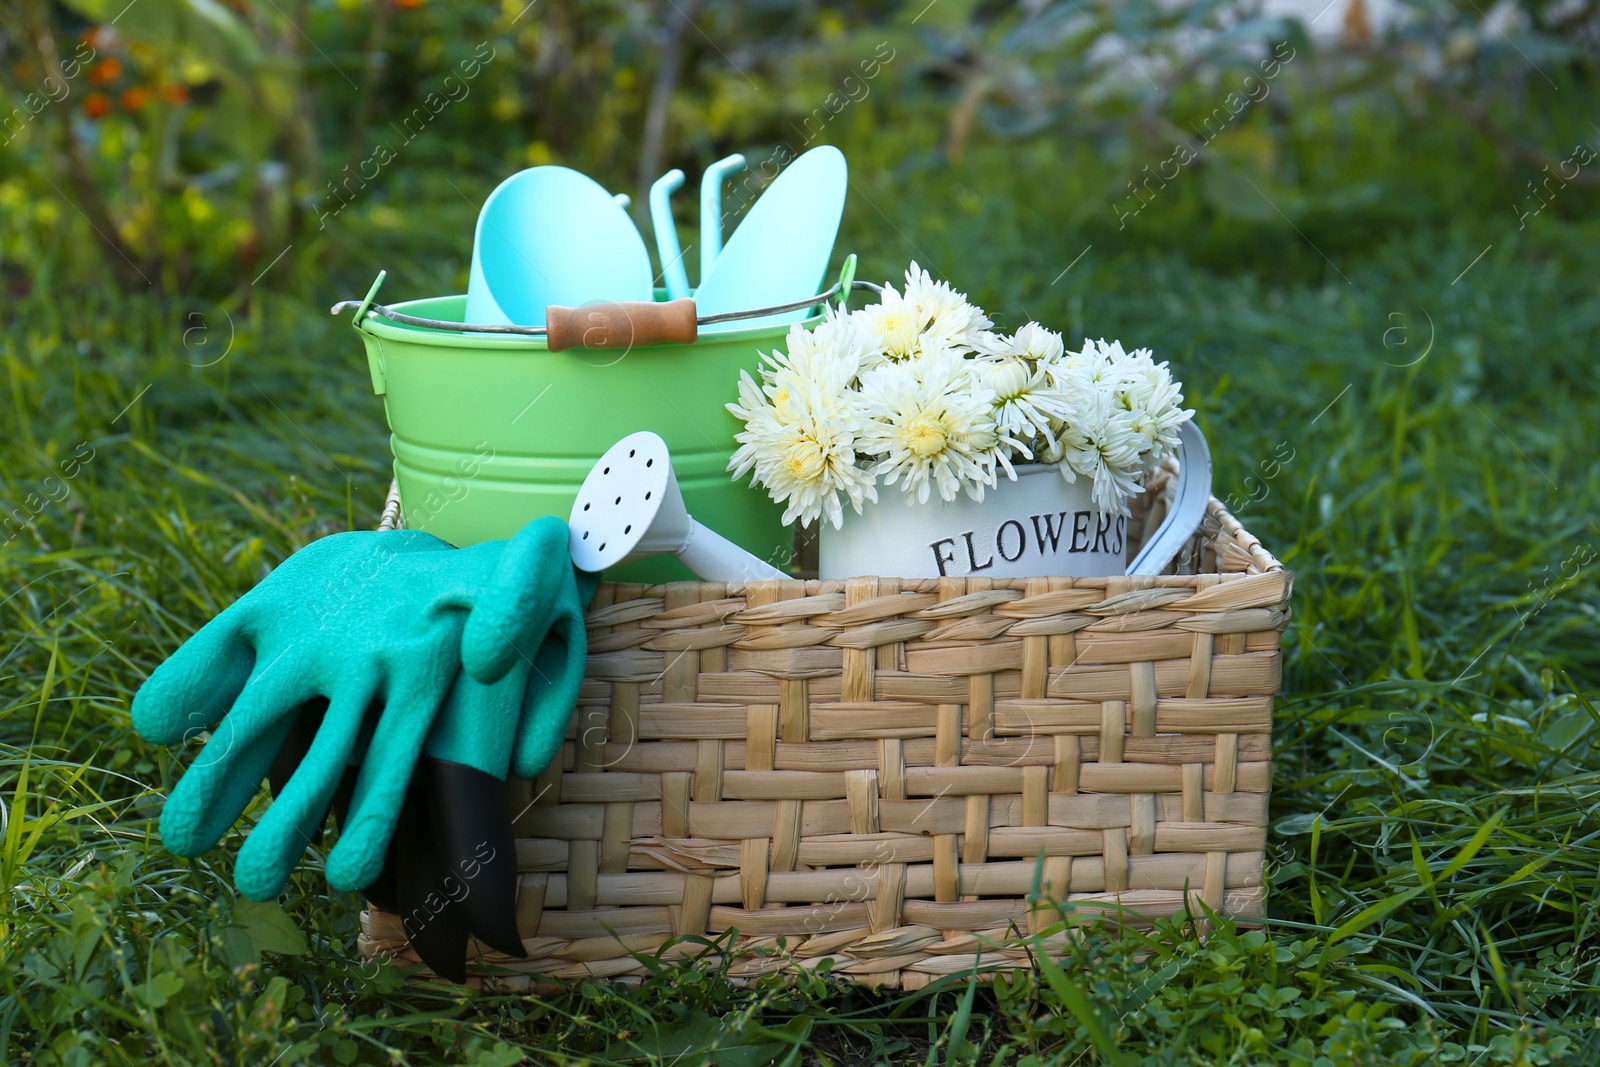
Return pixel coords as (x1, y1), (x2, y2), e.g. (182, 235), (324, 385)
(133, 516), (594, 901)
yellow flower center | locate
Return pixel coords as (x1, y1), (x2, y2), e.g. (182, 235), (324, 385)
(903, 411), (949, 457)
(783, 437), (827, 481)
(879, 310), (921, 358)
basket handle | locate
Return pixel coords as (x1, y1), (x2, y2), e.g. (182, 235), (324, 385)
(545, 298), (698, 352)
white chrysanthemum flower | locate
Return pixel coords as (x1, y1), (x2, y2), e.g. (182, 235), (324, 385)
(858, 353), (1000, 504)
(977, 355), (1074, 456)
(727, 382), (876, 530)
(852, 262), (993, 367)
(726, 266), (1191, 524)
(1121, 367), (1190, 455)
(1060, 336), (1133, 388)
(1008, 321), (1066, 366)
(850, 284), (923, 365)
(1128, 400), (1190, 465)
(1049, 380), (1147, 514)
(783, 414), (878, 529)
(978, 320), (1077, 464)
(902, 262), (993, 349)
(726, 312), (879, 529)
(1054, 336), (1195, 493)
(759, 307), (866, 414)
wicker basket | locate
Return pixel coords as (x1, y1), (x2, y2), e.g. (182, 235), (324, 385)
(359, 469), (1288, 988)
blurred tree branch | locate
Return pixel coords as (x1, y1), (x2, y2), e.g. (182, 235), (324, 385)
(1421, 78), (1600, 187)
(636, 0), (703, 234)
(343, 0), (393, 180)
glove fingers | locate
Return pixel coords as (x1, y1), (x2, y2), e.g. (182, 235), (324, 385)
(323, 665), (448, 893)
(512, 573), (591, 780)
(395, 775), (471, 983)
(235, 679), (377, 900)
(327, 764), (400, 909)
(267, 700), (330, 846)
(461, 516), (570, 684)
(132, 615), (255, 745)
(157, 664), (318, 860)
(425, 757), (525, 960)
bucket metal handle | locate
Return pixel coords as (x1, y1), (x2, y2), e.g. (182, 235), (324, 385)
(331, 256), (882, 350)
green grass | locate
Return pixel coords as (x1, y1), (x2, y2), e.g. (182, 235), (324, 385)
(4, 126), (1600, 1064)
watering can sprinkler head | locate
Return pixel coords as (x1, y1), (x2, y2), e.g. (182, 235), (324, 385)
(569, 432), (788, 582)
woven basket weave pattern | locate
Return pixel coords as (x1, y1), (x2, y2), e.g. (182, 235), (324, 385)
(361, 485), (1287, 988)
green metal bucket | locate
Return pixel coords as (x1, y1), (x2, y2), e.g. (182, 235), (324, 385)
(351, 291), (802, 582)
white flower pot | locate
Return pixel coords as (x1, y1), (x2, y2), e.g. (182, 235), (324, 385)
(819, 422), (1211, 579)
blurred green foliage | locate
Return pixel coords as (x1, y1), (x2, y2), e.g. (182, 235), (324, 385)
(2, 0), (1597, 298)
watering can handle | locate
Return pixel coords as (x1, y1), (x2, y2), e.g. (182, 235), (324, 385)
(545, 298), (698, 352)
(1126, 421), (1213, 576)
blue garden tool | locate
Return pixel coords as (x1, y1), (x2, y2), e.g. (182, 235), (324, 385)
(694, 145), (847, 329)
(466, 166), (653, 327)
(649, 168), (691, 300)
(699, 153), (746, 282)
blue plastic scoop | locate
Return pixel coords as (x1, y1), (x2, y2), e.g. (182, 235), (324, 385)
(694, 145), (847, 329)
(466, 166), (653, 327)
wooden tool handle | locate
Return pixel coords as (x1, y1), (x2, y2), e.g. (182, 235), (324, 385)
(545, 299), (698, 352)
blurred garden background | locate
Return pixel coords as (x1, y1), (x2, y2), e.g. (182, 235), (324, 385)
(3, 0), (1600, 1062)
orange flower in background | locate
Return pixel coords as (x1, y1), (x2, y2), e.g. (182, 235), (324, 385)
(88, 57), (122, 85)
(395, 0), (425, 9)
(84, 92), (109, 118)
(121, 87), (151, 112)
(160, 83), (190, 105)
